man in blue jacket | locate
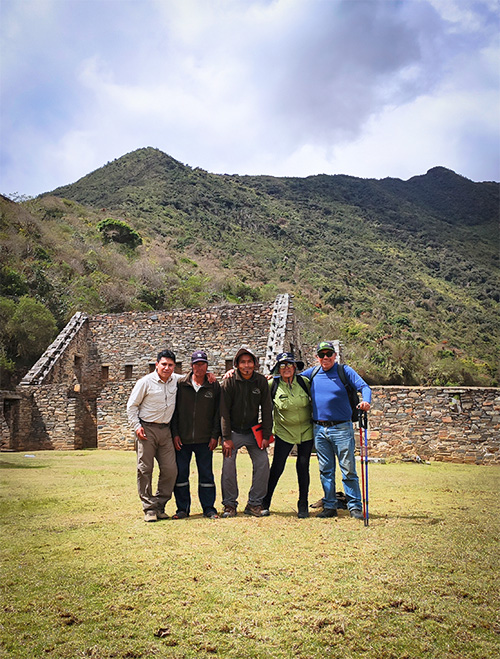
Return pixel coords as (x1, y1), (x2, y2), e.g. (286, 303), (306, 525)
(301, 341), (371, 519)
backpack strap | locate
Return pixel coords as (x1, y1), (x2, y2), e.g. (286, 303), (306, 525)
(270, 375), (281, 402)
(337, 363), (360, 422)
(309, 365), (321, 383)
(337, 363), (348, 388)
(296, 374), (310, 397)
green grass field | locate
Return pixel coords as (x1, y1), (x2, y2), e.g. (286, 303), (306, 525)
(0, 450), (498, 659)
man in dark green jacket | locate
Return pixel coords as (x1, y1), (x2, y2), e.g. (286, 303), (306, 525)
(220, 346), (273, 518)
(171, 350), (221, 519)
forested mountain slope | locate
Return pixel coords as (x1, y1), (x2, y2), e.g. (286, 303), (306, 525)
(1, 147), (498, 387)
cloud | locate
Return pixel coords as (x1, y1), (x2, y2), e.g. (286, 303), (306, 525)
(0, 0), (498, 196)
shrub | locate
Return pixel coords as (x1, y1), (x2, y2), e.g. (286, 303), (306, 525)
(97, 218), (142, 248)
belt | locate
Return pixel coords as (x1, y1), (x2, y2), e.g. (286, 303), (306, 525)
(141, 420), (170, 427)
(314, 420), (347, 427)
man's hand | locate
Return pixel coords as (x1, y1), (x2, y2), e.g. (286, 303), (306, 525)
(174, 436), (182, 451)
(358, 402), (371, 412)
(222, 439), (235, 457)
(208, 438), (218, 451)
(136, 426), (147, 440)
(261, 439), (270, 450)
(206, 372), (217, 384)
(222, 368), (234, 380)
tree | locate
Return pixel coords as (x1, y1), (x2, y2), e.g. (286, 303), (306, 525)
(7, 296), (57, 362)
(97, 218), (142, 248)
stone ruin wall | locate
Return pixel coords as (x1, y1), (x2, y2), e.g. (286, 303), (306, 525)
(95, 296), (301, 449)
(4, 316), (102, 451)
(369, 386), (500, 464)
(1, 295), (499, 463)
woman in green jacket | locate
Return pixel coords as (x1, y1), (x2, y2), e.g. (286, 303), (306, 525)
(261, 352), (313, 518)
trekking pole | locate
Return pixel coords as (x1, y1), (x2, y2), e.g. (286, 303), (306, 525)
(361, 410), (369, 526)
(358, 410), (367, 523)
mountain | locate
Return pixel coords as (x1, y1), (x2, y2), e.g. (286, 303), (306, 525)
(1, 147), (498, 387)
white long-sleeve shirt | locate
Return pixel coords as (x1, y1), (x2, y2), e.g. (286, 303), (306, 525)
(127, 371), (181, 431)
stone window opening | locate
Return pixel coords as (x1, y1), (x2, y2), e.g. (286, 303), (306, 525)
(124, 364), (134, 379)
(101, 365), (109, 381)
(225, 359), (233, 373)
(74, 355), (83, 381)
(174, 361), (182, 375)
(449, 393), (463, 413)
(148, 363), (156, 373)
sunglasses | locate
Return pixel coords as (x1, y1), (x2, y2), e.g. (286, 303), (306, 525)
(279, 362), (294, 369)
(318, 351), (334, 358)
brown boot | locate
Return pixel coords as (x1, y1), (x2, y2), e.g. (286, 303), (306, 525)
(221, 505), (237, 518)
(244, 504), (264, 517)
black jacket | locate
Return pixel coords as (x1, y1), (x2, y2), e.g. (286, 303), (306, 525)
(171, 373), (221, 444)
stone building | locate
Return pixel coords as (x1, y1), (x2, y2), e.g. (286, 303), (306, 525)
(1, 292), (499, 463)
(1, 294), (302, 452)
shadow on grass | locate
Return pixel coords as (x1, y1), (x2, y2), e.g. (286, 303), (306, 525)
(0, 460), (47, 470)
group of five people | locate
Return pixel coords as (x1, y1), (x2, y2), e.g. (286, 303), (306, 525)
(127, 341), (371, 522)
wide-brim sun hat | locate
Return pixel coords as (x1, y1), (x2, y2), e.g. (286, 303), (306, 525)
(272, 351), (304, 374)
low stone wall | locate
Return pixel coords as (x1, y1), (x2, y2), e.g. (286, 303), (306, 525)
(368, 386), (500, 464)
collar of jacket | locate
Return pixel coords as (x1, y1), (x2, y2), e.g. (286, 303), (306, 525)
(179, 372), (208, 387)
(234, 369), (257, 382)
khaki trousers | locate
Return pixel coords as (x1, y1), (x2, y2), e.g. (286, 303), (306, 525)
(137, 422), (177, 513)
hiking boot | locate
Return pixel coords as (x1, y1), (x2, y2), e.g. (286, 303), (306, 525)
(310, 498), (324, 509)
(204, 511), (219, 519)
(157, 511), (169, 520)
(144, 511), (157, 522)
(297, 502), (309, 519)
(350, 508), (364, 520)
(172, 511), (189, 520)
(221, 505), (237, 518)
(317, 508), (337, 518)
(244, 504), (264, 517)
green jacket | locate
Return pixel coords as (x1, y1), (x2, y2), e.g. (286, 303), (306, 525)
(171, 373), (221, 444)
(270, 376), (313, 445)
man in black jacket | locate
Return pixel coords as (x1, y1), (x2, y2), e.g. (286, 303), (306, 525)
(220, 345), (273, 518)
(171, 350), (221, 519)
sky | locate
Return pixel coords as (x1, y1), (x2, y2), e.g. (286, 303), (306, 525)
(1, 0), (499, 198)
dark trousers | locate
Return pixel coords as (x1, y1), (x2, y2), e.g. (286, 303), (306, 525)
(174, 442), (216, 515)
(263, 435), (313, 509)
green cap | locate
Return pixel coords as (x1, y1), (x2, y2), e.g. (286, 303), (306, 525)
(316, 341), (336, 354)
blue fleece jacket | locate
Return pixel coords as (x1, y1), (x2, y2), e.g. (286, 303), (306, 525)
(301, 363), (371, 422)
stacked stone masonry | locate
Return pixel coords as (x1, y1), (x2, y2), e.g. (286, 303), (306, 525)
(369, 386), (500, 464)
(1, 296), (498, 463)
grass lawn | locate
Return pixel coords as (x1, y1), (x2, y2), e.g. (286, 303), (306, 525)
(0, 450), (499, 659)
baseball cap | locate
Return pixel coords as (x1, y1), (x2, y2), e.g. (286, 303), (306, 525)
(316, 341), (336, 354)
(191, 350), (208, 364)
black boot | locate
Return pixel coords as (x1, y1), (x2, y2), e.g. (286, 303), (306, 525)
(297, 500), (309, 519)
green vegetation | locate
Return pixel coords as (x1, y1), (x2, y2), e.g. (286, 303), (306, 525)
(0, 450), (498, 658)
(97, 217), (143, 248)
(0, 294), (57, 387)
(0, 148), (498, 386)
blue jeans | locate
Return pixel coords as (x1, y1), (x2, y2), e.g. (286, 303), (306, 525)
(313, 422), (361, 511)
(174, 443), (216, 516)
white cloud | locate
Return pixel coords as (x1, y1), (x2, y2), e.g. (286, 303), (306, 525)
(0, 0), (498, 196)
